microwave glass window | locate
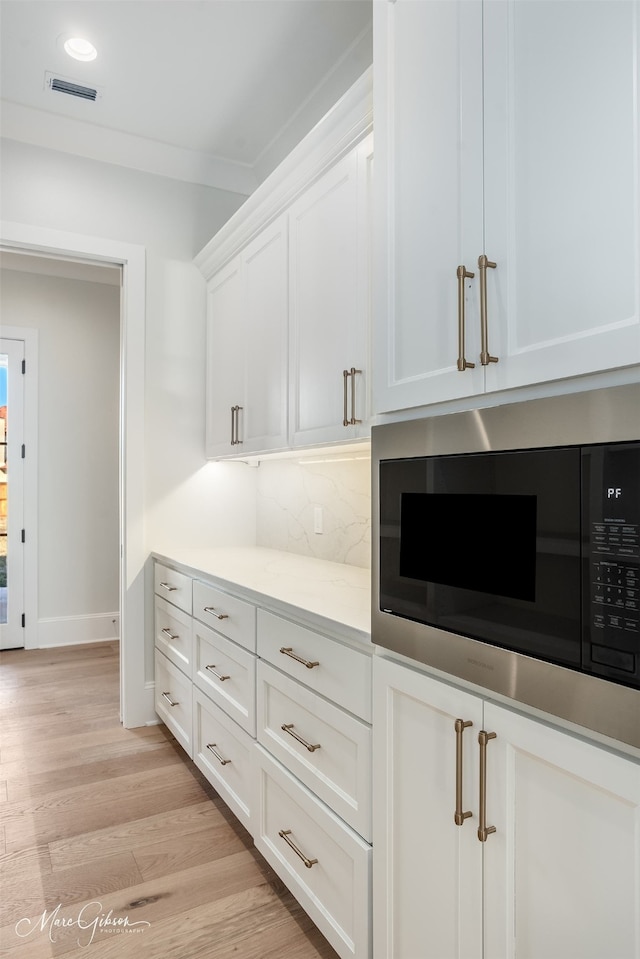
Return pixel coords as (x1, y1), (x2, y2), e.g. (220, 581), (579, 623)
(379, 447), (582, 669)
(399, 493), (537, 601)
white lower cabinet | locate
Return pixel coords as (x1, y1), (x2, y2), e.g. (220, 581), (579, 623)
(254, 744), (372, 959)
(153, 559), (373, 957)
(373, 655), (640, 959)
(193, 619), (256, 736)
(192, 686), (253, 833)
(154, 648), (193, 757)
(257, 658), (372, 841)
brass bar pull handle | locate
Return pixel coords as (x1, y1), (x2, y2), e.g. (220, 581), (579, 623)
(349, 367), (362, 424)
(454, 718), (473, 826)
(343, 369), (350, 426)
(230, 405), (243, 445)
(161, 691), (179, 707)
(279, 646), (319, 669)
(161, 627), (179, 641)
(478, 254), (498, 366)
(281, 723), (321, 753)
(278, 829), (318, 868)
(205, 664), (230, 682)
(206, 743), (231, 765)
(203, 606), (229, 621)
(478, 730), (497, 842)
(456, 266), (476, 371)
(159, 582), (177, 592)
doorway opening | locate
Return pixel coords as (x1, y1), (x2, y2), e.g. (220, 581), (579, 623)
(0, 338), (24, 649)
(0, 223), (149, 728)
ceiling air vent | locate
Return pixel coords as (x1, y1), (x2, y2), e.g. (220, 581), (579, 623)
(45, 72), (102, 102)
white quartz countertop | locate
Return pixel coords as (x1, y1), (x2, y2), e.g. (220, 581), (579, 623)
(151, 546), (372, 643)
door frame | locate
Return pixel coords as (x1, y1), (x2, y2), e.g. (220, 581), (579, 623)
(0, 219), (150, 728)
(0, 328), (37, 649)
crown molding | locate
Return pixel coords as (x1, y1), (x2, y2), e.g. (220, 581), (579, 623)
(0, 100), (258, 196)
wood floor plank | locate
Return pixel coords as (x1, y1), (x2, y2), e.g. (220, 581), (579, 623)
(133, 819), (251, 881)
(6, 740), (183, 802)
(0, 723), (164, 769)
(48, 800), (226, 870)
(0, 842), (53, 881)
(5, 771), (207, 851)
(0, 851), (143, 927)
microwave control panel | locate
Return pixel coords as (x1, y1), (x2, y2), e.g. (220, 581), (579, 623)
(584, 443), (640, 684)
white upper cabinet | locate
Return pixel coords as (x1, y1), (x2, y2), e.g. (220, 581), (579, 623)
(289, 135), (373, 448)
(205, 216), (288, 458)
(197, 70), (373, 458)
(205, 256), (244, 457)
(373, 0), (640, 414)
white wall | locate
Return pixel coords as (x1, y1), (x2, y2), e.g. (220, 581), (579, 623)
(0, 138), (258, 556)
(1, 267), (121, 644)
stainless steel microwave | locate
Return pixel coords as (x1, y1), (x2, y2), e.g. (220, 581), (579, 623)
(372, 383), (640, 751)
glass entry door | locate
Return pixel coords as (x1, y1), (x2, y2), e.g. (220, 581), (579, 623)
(0, 338), (25, 649)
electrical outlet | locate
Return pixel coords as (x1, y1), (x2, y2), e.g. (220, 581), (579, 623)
(314, 506), (323, 534)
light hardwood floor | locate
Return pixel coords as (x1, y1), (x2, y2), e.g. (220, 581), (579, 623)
(0, 641), (340, 959)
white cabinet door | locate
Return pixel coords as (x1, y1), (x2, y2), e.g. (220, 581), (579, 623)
(373, 0), (485, 414)
(373, 657), (484, 959)
(242, 216), (288, 453)
(483, 0), (640, 393)
(289, 136), (372, 447)
(205, 256), (244, 457)
(205, 216), (288, 457)
(483, 701), (640, 959)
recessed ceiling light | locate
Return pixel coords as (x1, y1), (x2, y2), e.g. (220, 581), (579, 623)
(64, 37), (97, 62)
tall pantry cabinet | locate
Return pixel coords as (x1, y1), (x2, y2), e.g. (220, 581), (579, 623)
(373, 0), (640, 413)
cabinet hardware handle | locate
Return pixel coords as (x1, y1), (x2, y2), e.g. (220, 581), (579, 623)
(161, 627), (179, 641)
(206, 743), (231, 765)
(279, 646), (319, 669)
(456, 266), (476, 371)
(281, 723), (321, 752)
(278, 829), (318, 868)
(230, 405), (243, 445)
(161, 691), (179, 707)
(478, 730), (497, 842)
(159, 582), (177, 592)
(205, 664), (230, 682)
(454, 718), (473, 826)
(343, 368), (363, 426)
(343, 369), (350, 426)
(349, 367), (362, 424)
(478, 254), (498, 366)
(203, 606), (229, 620)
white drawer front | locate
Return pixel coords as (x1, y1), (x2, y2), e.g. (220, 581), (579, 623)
(154, 649), (193, 757)
(257, 610), (372, 722)
(193, 621), (256, 736)
(192, 688), (253, 834)
(254, 745), (371, 959)
(193, 580), (256, 651)
(257, 660), (371, 840)
(154, 563), (193, 615)
(154, 596), (193, 676)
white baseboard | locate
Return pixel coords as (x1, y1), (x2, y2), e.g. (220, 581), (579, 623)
(36, 612), (120, 648)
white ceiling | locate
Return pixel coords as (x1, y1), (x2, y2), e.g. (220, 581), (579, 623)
(0, 0), (372, 195)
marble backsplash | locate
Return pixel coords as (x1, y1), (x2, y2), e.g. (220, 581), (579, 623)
(256, 453), (371, 569)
